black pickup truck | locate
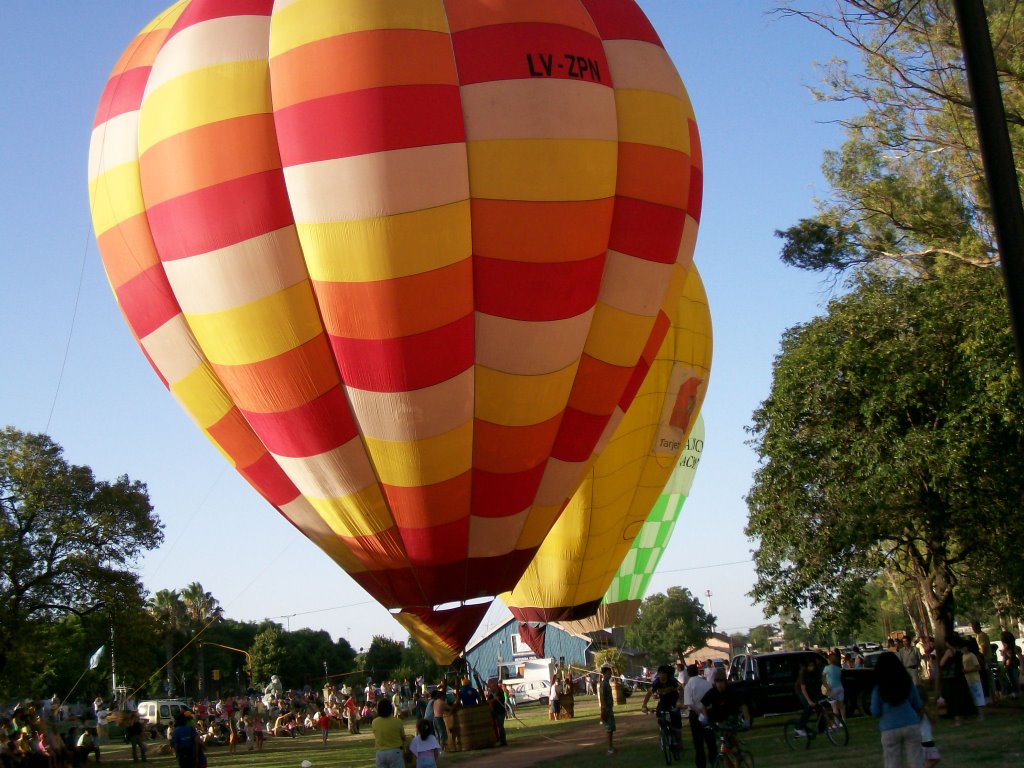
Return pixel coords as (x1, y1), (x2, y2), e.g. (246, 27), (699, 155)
(727, 651), (876, 717)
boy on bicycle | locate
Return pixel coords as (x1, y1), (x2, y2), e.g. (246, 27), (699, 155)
(701, 670), (751, 757)
(641, 665), (684, 754)
(793, 658), (818, 736)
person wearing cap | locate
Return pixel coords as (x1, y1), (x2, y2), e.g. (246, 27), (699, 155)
(700, 669), (751, 761)
(641, 665), (684, 759)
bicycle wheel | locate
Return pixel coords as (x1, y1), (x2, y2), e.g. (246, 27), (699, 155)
(825, 716), (849, 747)
(783, 720), (810, 750)
(738, 750), (755, 768)
(713, 753), (743, 768)
(661, 728), (673, 765)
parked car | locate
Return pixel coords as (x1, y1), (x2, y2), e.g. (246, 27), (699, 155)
(504, 679), (551, 705)
(728, 650), (875, 717)
(136, 699), (189, 739)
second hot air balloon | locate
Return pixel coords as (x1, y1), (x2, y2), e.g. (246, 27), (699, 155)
(503, 263), (712, 633)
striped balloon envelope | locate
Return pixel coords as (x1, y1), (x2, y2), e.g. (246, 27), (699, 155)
(88, 0), (702, 662)
(502, 263), (711, 628)
(560, 413), (705, 634)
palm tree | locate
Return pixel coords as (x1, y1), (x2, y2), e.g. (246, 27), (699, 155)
(147, 589), (185, 696)
(180, 582), (223, 697)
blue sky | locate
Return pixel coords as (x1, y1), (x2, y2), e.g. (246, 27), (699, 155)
(0, 1), (853, 656)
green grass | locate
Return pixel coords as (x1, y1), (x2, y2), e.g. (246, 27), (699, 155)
(91, 697), (1023, 768)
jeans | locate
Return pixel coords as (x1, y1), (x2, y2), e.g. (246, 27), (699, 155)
(432, 716), (447, 747)
(129, 737), (147, 762)
(797, 699), (813, 731)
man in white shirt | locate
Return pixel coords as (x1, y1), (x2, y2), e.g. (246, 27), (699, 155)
(675, 660), (688, 687)
(703, 661), (717, 683)
(684, 664), (715, 768)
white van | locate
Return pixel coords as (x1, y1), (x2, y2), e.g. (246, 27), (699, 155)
(136, 699), (189, 739)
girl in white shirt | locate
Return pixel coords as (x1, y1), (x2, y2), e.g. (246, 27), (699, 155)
(409, 719), (441, 768)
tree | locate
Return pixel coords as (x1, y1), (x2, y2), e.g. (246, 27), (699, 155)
(775, 1), (1024, 273)
(277, 627), (355, 687)
(250, 625), (286, 688)
(148, 589), (185, 695)
(748, 625), (776, 652)
(0, 427), (163, 694)
(364, 636), (404, 682)
(624, 587), (715, 665)
(779, 608), (814, 650)
(181, 582), (223, 696)
(746, 265), (1024, 647)
(394, 637), (441, 686)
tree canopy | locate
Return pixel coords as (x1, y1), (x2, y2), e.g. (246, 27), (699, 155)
(746, 265), (1024, 643)
(0, 427), (163, 696)
(775, 0), (1024, 273)
(624, 587), (715, 664)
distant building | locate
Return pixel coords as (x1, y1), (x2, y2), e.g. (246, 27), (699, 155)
(681, 631), (734, 664)
(465, 617), (617, 679)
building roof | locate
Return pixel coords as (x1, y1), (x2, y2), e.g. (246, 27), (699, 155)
(465, 616), (600, 654)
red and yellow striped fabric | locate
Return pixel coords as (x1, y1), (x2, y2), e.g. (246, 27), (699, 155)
(88, 0), (702, 663)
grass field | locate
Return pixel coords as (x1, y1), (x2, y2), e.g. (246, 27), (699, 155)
(93, 696), (1023, 767)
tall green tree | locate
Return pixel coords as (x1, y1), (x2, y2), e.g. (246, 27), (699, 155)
(624, 587), (715, 665)
(364, 636), (404, 682)
(394, 637), (441, 685)
(775, 0), (1024, 273)
(181, 582), (222, 696)
(746, 265), (1024, 647)
(0, 427), (163, 696)
(275, 627), (355, 688)
(148, 589), (185, 696)
(249, 625), (286, 689)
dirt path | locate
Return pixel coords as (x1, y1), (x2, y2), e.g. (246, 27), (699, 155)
(450, 708), (658, 767)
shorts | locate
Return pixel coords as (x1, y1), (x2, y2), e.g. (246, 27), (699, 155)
(830, 687), (845, 703)
(603, 712), (616, 733)
(922, 744), (941, 761)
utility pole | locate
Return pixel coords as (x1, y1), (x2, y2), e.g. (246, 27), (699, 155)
(109, 614), (117, 699)
(705, 590), (714, 632)
(954, 0), (1024, 380)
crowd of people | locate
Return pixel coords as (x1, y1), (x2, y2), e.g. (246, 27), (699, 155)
(0, 671), (517, 768)
(1, 699), (102, 768)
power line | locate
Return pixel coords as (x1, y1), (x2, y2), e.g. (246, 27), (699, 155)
(266, 600), (375, 622)
(658, 558), (754, 574)
(45, 220), (93, 435)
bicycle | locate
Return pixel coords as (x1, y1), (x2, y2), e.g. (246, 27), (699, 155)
(712, 721), (754, 768)
(783, 698), (849, 750)
(651, 708), (683, 765)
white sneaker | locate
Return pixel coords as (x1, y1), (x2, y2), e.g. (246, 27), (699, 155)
(794, 729), (807, 737)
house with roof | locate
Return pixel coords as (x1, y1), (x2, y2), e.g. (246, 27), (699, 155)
(464, 616), (618, 680)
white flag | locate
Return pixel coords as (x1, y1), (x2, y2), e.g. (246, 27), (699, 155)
(89, 645), (105, 670)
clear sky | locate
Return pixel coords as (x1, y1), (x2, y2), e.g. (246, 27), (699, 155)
(0, 1), (853, 656)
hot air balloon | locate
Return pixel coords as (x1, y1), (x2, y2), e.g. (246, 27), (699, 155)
(502, 263), (711, 641)
(88, 0), (702, 662)
(560, 413), (705, 635)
